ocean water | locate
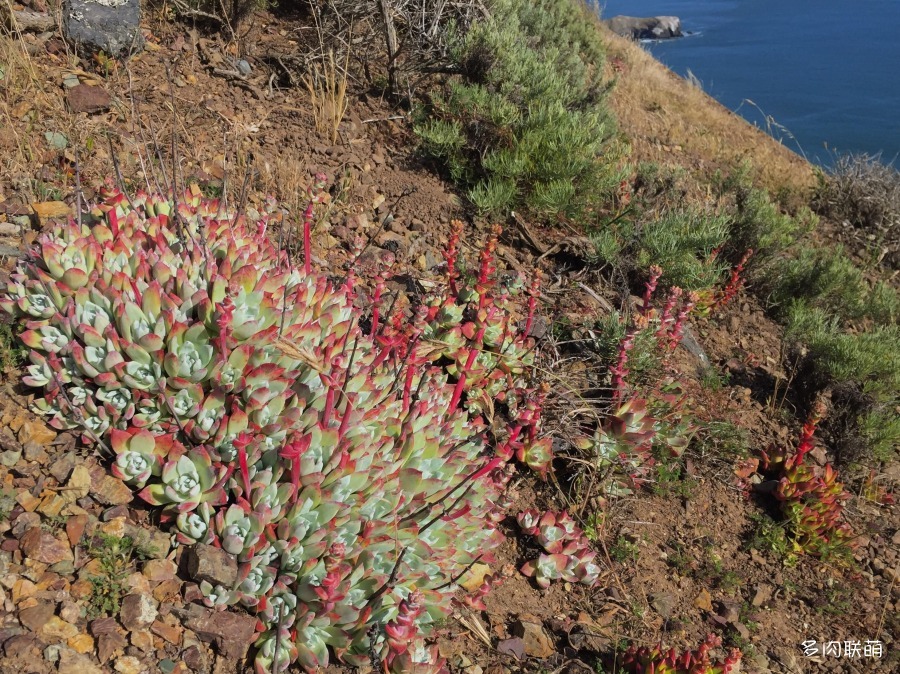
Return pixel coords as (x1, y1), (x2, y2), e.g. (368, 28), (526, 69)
(597, 1), (900, 166)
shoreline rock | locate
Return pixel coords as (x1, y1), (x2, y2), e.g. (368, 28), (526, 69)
(604, 15), (683, 41)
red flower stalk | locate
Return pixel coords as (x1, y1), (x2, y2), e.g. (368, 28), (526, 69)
(641, 265), (663, 317)
(716, 248), (753, 309)
(370, 274), (386, 337)
(476, 225), (502, 309)
(796, 399), (826, 462)
(655, 287), (682, 341)
(611, 327), (637, 402)
(667, 291), (698, 350)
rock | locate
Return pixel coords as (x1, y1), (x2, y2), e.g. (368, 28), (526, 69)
(182, 645), (205, 671)
(114, 655), (143, 674)
(17, 420), (56, 446)
(152, 578), (183, 603)
(18, 601), (55, 631)
(59, 602), (81, 624)
(30, 201), (71, 221)
(12, 511), (41, 537)
(510, 621), (555, 659)
(64, 465), (92, 503)
(22, 440), (48, 464)
(717, 600), (741, 623)
(120, 594), (158, 631)
(97, 631), (127, 663)
(67, 632), (95, 654)
(651, 592), (676, 618)
(0, 448), (22, 467)
(605, 15), (683, 41)
(40, 616), (79, 641)
(185, 544), (237, 588)
(752, 583), (774, 607)
(142, 559), (176, 584)
(177, 604), (257, 659)
(694, 588), (713, 612)
(130, 628), (154, 651)
(20, 528), (73, 565)
(62, 0), (144, 56)
(92, 474), (133, 506)
(733, 622), (751, 640)
(4, 633), (42, 658)
(151, 619), (182, 645)
(496, 637), (526, 660)
(66, 514), (89, 547)
(66, 83), (111, 114)
(49, 452), (77, 483)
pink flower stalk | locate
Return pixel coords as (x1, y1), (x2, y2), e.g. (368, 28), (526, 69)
(370, 274), (386, 337)
(384, 591), (425, 654)
(655, 287), (682, 342)
(716, 248), (754, 309)
(667, 291), (698, 350)
(448, 325), (486, 411)
(611, 327), (637, 401)
(476, 225), (502, 310)
(641, 265), (662, 317)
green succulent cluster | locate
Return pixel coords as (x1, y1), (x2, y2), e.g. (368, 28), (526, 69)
(2, 184), (544, 672)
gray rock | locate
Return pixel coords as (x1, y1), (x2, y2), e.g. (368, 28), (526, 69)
(62, 0), (143, 56)
(605, 16), (683, 41)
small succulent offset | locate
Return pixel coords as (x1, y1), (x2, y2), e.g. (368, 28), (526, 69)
(760, 401), (856, 560)
(2, 181), (545, 673)
(517, 509), (601, 588)
(619, 635), (742, 674)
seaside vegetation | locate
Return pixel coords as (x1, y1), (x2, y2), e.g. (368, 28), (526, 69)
(412, 0), (899, 467)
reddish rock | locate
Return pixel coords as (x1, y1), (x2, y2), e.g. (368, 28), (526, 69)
(143, 558), (177, 583)
(177, 604), (257, 659)
(119, 594), (158, 631)
(20, 527), (73, 565)
(90, 467), (133, 506)
(89, 617), (121, 637)
(18, 601), (55, 632)
(66, 514), (89, 547)
(151, 619), (182, 645)
(182, 645), (205, 671)
(510, 621), (555, 659)
(66, 84), (112, 114)
(3, 633), (42, 658)
(97, 631), (127, 663)
(152, 578), (183, 603)
(185, 544), (237, 587)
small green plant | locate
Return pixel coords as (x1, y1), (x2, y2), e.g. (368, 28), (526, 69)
(666, 540), (691, 575)
(609, 535), (640, 563)
(85, 533), (137, 618)
(0, 486), (16, 522)
(699, 365), (730, 392)
(40, 514), (68, 534)
(0, 322), (24, 371)
(696, 421), (750, 460)
(745, 512), (793, 562)
(650, 460), (696, 500)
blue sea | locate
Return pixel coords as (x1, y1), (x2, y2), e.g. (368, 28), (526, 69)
(597, 1), (900, 166)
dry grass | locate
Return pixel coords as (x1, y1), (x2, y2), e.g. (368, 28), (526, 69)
(303, 49), (350, 145)
(600, 25), (815, 197)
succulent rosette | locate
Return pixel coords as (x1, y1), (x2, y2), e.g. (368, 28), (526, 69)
(2, 186), (546, 673)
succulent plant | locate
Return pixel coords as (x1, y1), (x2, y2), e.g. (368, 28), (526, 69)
(620, 634), (742, 674)
(758, 402), (856, 560)
(3, 183), (545, 673)
(517, 509), (601, 588)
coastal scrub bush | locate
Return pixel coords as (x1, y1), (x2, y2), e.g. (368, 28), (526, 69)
(634, 209), (731, 291)
(1, 184), (549, 672)
(768, 245), (899, 324)
(415, 0), (622, 216)
(784, 303), (900, 464)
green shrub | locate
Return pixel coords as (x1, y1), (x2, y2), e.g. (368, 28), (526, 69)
(416, 0), (622, 216)
(635, 209), (730, 291)
(771, 246), (899, 324)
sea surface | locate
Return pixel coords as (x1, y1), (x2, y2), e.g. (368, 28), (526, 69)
(597, 1), (900, 166)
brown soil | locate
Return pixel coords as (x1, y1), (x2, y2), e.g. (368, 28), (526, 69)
(0, 7), (896, 674)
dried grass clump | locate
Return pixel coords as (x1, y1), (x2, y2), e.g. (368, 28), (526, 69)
(814, 152), (900, 245)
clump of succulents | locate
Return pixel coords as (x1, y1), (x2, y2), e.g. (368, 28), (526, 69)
(2, 180), (546, 672)
(619, 635), (742, 674)
(575, 269), (698, 496)
(516, 509), (601, 588)
(760, 402), (856, 560)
